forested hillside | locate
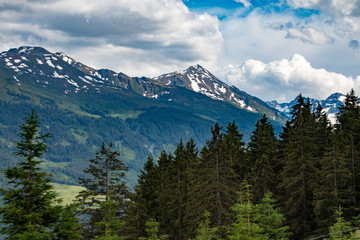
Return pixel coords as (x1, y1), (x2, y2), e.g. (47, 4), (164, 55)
(0, 46), (286, 187)
(125, 90), (360, 240)
(2, 90), (360, 240)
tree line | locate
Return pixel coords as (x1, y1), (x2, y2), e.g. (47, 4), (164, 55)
(2, 90), (360, 239)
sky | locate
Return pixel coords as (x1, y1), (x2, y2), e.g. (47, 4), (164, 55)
(1, 0), (360, 102)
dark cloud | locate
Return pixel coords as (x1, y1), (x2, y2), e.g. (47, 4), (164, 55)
(0, 0), (223, 75)
(349, 40), (359, 49)
(351, 0), (360, 17)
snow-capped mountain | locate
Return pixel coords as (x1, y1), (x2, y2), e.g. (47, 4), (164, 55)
(1, 46), (109, 93)
(0, 46), (285, 122)
(154, 64), (285, 121)
(0, 46), (166, 98)
(266, 93), (346, 124)
(155, 65), (255, 110)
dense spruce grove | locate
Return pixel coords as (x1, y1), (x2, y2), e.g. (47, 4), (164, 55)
(3, 90), (360, 239)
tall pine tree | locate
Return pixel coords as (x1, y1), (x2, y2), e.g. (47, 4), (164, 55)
(190, 123), (242, 236)
(279, 95), (318, 239)
(247, 115), (279, 202)
(336, 89), (360, 215)
(0, 109), (80, 239)
(76, 142), (129, 239)
(126, 156), (160, 239)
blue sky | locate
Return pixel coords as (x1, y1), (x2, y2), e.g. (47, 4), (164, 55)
(183, 0), (319, 19)
(1, 0), (360, 102)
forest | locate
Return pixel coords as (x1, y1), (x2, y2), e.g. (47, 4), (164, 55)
(2, 89), (360, 240)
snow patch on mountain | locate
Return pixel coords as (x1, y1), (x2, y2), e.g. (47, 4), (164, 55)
(53, 71), (69, 79)
(13, 76), (21, 85)
(55, 52), (74, 65)
(66, 79), (79, 88)
(18, 47), (34, 54)
(46, 60), (55, 68)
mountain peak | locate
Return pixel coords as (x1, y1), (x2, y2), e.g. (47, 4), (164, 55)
(154, 64), (227, 97)
(326, 92), (345, 102)
(266, 93), (346, 124)
(190, 64), (206, 71)
(154, 65), (287, 120)
(55, 52), (76, 65)
(6, 46), (50, 55)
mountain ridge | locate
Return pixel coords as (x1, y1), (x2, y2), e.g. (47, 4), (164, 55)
(0, 45), (286, 186)
(266, 92), (346, 124)
(1, 46), (286, 120)
(154, 64), (286, 121)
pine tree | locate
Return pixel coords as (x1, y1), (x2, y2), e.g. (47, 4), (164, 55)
(93, 195), (126, 240)
(76, 142), (129, 239)
(223, 121), (246, 182)
(192, 122), (240, 235)
(279, 95), (318, 239)
(254, 192), (289, 240)
(227, 181), (264, 240)
(53, 204), (82, 240)
(247, 115), (279, 202)
(128, 156), (160, 238)
(313, 129), (353, 235)
(125, 155), (164, 239)
(336, 89), (360, 214)
(195, 211), (218, 240)
(139, 219), (161, 240)
(172, 140), (186, 240)
(0, 109), (80, 239)
(156, 150), (175, 237)
(328, 206), (353, 240)
(313, 103), (331, 160)
(182, 139), (201, 239)
(165, 139), (200, 240)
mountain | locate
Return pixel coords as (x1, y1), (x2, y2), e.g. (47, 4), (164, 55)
(154, 64), (285, 121)
(266, 93), (346, 124)
(0, 46), (286, 186)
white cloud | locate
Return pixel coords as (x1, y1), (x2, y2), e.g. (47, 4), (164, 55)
(217, 9), (360, 79)
(218, 54), (358, 102)
(286, 27), (333, 44)
(234, 0), (252, 8)
(287, 0), (320, 9)
(0, 0), (223, 76)
(288, 0), (360, 37)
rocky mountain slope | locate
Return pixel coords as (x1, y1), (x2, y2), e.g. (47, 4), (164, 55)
(154, 64), (285, 120)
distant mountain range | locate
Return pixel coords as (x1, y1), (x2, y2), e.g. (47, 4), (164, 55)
(0, 46), (287, 186)
(266, 93), (346, 124)
(1, 46), (284, 120)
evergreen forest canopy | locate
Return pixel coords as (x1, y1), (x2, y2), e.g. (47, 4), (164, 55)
(2, 90), (360, 240)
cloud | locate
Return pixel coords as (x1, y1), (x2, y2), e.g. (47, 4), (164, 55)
(234, 0), (252, 8)
(286, 27), (333, 44)
(218, 54), (358, 102)
(266, 17), (333, 45)
(286, 0), (320, 9)
(0, 0), (223, 76)
(287, 0), (360, 36)
(217, 8), (360, 79)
